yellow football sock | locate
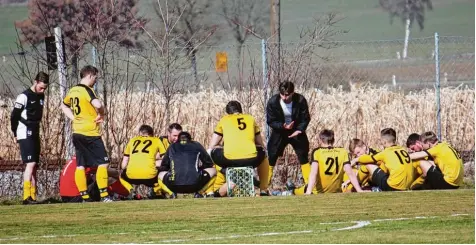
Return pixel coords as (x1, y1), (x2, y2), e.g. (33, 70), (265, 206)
(294, 185), (307, 195)
(201, 176), (217, 194)
(158, 179), (174, 195)
(119, 177), (133, 193)
(23, 181), (31, 200)
(75, 168), (90, 199)
(213, 166), (226, 192)
(268, 165), (274, 185)
(30, 185), (37, 200)
(258, 157), (270, 190)
(96, 166), (109, 198)
(301, 163), (311, 184)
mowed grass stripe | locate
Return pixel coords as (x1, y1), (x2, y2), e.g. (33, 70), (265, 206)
(0, 189), (473, 243)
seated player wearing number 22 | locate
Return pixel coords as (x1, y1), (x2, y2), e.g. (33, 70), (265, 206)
(120, 125), (172, 199)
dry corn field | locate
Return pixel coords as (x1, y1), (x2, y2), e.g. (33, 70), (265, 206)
(0, 85), (474, 197)
(0, 86), (474, 160)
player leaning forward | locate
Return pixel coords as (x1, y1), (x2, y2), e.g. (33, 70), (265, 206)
(11, 71), (49, 204)
(61, 65), (113, 202)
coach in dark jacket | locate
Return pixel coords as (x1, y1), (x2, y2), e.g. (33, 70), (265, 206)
(266, 81), (311, 185)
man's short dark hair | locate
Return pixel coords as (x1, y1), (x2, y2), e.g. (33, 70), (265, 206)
(178, 131), (192, 143)
(406, 133), (421, 147)
(139, 124), (154, 136)
(319, 129), (335, 145)
(225, 100), (243, 114)
(35, 71), (49, 84)
(168, 123), (182, 132)
(80, 65), (99, 79)
(279, 80), (295, 95)
(381, 128), (397, 143)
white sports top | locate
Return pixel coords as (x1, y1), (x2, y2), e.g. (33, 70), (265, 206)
(280, 99), (293, 124)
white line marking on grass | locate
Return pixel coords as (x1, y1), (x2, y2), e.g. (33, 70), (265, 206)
(333, 221), (371, 231)
(0, 213), (469, 243)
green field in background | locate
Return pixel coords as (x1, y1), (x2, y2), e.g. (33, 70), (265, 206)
(0, 190), (473, 243)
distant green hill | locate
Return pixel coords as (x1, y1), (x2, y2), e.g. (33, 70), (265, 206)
(0, 0), (474, 55)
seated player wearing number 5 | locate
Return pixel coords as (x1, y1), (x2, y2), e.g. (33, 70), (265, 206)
(288, 130), (364, 194)
(61, 65), (113, 202)
(120, 124), (172, 199)
(158, 132), (217, 198)
(409, 131), (463, 189)
(350, 128), (415, 191)
(207, 100), (270, 195)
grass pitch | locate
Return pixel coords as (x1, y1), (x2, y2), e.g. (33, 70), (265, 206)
(0, 189), (473, 243)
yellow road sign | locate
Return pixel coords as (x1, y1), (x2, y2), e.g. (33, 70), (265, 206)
(216, 52), (228, 72)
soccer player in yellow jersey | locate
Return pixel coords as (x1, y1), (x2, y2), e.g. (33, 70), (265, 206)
(120, 125), (168, 199)
(406, 133), (433, 190)
(351, 128), (415, 191)
(151, 123), (182, 198)
(61, 65), (112, 202)
(344, 138), (388, 192)
(302, 130), (363, 194)
(207, 100), (270, 195)
(409, 131), (463, 189)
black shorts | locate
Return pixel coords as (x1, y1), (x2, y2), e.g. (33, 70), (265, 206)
(18, 131), (40, 164)
(267, 130), (309, 166)
(72, 134), (109, 167)
(211, 147), (266, 168)
(163, 171), (211, 194)
(121, 170), (158, 188)
(426, 166), (459, 190)
(372, 168), (398, 191)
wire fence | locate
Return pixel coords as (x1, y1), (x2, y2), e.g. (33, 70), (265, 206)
(0, 35), (474, 199)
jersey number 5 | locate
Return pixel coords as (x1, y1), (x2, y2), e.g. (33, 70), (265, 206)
(132, 140), (152, 154)
(324, 157), (339, 175)
(237, 118), (247, 130)
(70, 97), (81, 115)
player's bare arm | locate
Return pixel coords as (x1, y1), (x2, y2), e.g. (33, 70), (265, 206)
(60, 103), (75, 121)
(155, 152), (162, 167)
(91, 98), (105, 123)
(121, 155), (129, 170)
(208, 133), (222, 151)
(343, 164), (364, 192)
(409, 151), (429, 160)
(305, 161), (319, 195)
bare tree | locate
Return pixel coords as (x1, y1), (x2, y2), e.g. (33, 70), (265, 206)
(221, 0), (269, 70)
(379, 0), (433, 59)
(153, 0), (219, 90)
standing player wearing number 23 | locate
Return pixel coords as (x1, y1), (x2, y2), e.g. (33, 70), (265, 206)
(61, 65), (113, 202)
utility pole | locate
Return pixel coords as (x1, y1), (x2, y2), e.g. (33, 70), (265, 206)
(270, 0), (281, 85)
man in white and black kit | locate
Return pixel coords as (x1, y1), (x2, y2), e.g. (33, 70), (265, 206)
(10, 72), (49, 205)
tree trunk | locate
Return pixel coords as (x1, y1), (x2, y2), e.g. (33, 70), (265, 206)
(403, 18), (411, 59)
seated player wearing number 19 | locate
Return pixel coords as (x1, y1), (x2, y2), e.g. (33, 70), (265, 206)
(350, 128), (415, 191)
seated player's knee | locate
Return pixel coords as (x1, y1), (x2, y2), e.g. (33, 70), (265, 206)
(158, 172), (167, 180)
(204, 167), (217, 177)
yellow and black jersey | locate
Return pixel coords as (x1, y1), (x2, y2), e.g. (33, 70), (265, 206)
(425, 142), (463, 186)
(214, 113), (260, 160)
(158, 136), (171, 155)
(311, 147), (350, 193)
(63, 84), (100, 136)
(124, 136), (165, 179)
(410, 160), (425, 189)
(358, 145), (415, 190)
